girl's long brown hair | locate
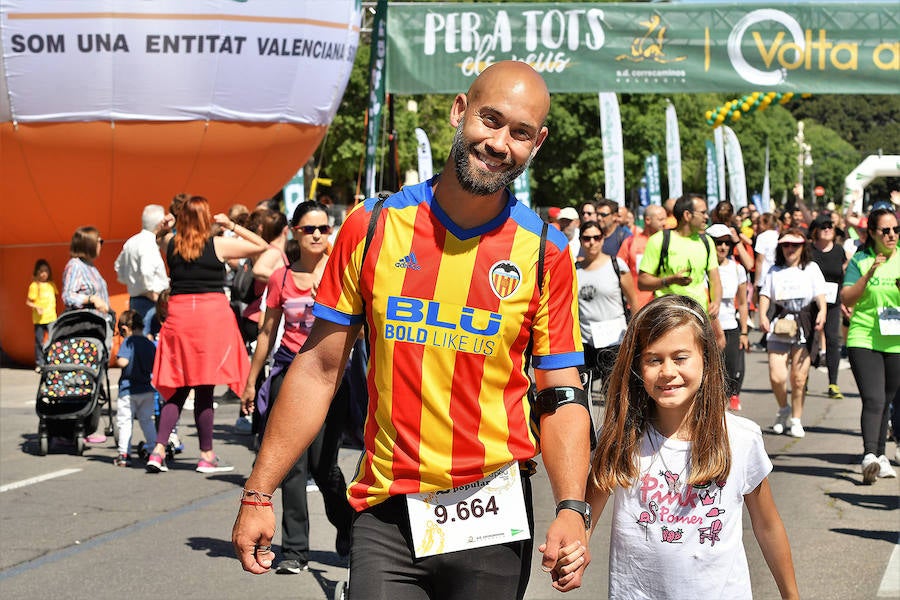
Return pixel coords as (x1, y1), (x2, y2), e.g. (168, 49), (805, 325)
(590, 295), (731, 494)
(172, 196), (212, 262)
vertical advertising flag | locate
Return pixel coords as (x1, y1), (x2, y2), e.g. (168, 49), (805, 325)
(414, 127), (433, 183)
(282, 167), (306, 223)
(645, 155), (662, 206)
(665, 101), (683, 200)
(761, 141), (772, 213)
(513, 168), (532, 209)
(705, 140), (719, 208)
(599, 92), (625, 206)
(714, 127), (726, 204)
(723, 126), (748, 209)
(364, 0), (388, 198)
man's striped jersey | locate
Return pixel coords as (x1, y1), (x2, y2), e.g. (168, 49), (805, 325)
(313, 178), (583, 510)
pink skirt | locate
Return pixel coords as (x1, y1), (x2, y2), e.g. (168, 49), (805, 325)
(152, 293), (248, 401)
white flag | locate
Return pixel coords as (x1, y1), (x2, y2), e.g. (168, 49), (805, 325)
(414, 127), (433, 183)
(665, 101), (683, 200)
(723, 126), (748, 209)
(761, 142), (771, 213)
(599, 93), (625, 206)
(714, 127), (726, 204)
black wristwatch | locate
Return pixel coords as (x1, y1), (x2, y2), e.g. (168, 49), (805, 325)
(556, 499), (591, 529)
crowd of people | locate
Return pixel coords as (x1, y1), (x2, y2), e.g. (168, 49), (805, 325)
(23, 61), (897, 599)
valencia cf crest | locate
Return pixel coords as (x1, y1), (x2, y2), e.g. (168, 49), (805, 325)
(489, 261), (522, 300)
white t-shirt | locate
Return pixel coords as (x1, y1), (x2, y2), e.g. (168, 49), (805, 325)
(576, 258), (629, 348)
(718, 258), (747, 331)
(754, 229), (779, 287)
(607, 413), (772, 600)
(760, 262), (826, 344)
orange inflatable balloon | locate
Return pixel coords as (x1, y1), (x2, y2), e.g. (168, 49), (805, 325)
(0, 1), (361, 365)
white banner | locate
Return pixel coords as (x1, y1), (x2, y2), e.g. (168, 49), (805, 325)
(665, 101), (683, 200)
(761, 142), (771, 213)
(415, 127), (433, 183)
(714, 127), (726, 204)
(723, 126), (748, 209)
(0, 0), (361, 124)
(599, 92), (625, 206)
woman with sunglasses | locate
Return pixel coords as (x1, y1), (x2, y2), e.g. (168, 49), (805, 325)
(62, 226), (110, 315)
(149, 196), (267, 473)
(575, 220), (638, 389)
(841, 207), (900, 483)
(808, 214), (848, 399)
(758, 228), (827, 438)
(240, 201), (353, 573)
(706, 224), (750, 411)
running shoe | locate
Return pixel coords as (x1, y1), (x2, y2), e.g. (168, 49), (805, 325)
(113, 453), (130, 467)
(168, 432), (184, 454)
(861, 453), (880, 484)
(276, 559), (308, 574)
(788, 418), (805, 438)
(827, 384), (844, 399)
(146, 452), (168, 473)
(877, 455), (897, 478)
(729, 395), (742, 411)
(85, 433), (107, 444)
(196, 455), (234, 473)
(772, 406), (791, 434)
(234, 415), (253, 435)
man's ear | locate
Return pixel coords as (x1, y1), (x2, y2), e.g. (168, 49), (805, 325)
(449, 93), (468, 127)
(531, 126), (549, 159)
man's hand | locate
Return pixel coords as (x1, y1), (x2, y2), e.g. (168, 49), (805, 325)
(232, 504), (276, 574)
(669, 269), (692, 287)
(540, 509), (591, 592)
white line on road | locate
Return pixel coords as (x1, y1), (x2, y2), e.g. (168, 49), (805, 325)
(0, 468), (82, 493)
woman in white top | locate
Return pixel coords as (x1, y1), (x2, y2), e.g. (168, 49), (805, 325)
(576, 220), (637, 387)
(759, 228), (827, 438)
(707, 224), (750, 411)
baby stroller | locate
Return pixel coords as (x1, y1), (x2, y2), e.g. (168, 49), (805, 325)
(35, 309), (116, 456)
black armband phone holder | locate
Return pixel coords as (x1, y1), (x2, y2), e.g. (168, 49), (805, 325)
(533, 386), (590, 417)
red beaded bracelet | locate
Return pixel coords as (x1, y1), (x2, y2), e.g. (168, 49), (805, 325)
(240, 500), (273, 507)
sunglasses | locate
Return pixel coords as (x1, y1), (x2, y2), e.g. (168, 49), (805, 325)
(877, 226), (900, 236)
(714, 239), (733, 247)
(780, 242), (804, 249)
(294, 224), (332, 235)
(580, 234), (603, 242)
(597, 211), (613, 218)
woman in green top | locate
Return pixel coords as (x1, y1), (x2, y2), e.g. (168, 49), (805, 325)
(841, 207), (900, 484)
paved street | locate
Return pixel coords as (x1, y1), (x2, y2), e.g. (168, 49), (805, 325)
(1, 347), (898, 599)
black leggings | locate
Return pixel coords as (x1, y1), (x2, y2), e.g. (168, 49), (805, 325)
(723, 328), (745, 397)
(822, 303), (842, 385)
(848, 347), (900, 457)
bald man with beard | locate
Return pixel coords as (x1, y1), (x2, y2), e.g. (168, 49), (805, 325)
(233, 61), (591, 598)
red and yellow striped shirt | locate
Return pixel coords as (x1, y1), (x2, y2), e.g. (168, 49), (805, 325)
(313, 179), (582, 510)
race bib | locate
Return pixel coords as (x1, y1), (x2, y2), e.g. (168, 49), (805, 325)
(590, 317), (628, 349)
(878, 306), (900, 336)
(823, 282), (839, 304)
(407, 462), (530, 558)
(775, 277), (807, 301)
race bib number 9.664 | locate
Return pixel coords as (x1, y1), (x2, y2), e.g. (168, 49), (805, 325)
(407, 462), (531, 558)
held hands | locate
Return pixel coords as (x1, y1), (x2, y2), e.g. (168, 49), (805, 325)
(539, 509), (590, 592)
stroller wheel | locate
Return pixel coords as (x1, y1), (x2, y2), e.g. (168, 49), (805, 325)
(75, 434), (86, 456)
(38, 435), (48, 456)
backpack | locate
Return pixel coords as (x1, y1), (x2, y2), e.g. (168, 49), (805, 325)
(657, 229), (712, 278)
(230, 258), (257, 305)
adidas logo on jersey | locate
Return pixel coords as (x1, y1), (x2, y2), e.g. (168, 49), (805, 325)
(395, 253), (421, 270)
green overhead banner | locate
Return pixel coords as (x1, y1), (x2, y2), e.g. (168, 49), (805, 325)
(386, 2), (899, 94)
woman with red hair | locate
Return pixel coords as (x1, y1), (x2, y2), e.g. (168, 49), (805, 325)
(148, 195), (267, 473)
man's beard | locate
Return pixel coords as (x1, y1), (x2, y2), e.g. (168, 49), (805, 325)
(450, 120), (532, 196)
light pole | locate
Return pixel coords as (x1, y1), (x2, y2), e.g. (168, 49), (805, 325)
(794, 121), (813, 196)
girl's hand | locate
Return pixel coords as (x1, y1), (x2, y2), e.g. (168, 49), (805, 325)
(759, 316), (770, 333)
(35, 307), (44, 316)
(213, 213), (233, 231)
(538, 540), (587, 588)
(241, 384), (256, 415)
(867, 254), (887, 279)
(814, 311), (826, 331)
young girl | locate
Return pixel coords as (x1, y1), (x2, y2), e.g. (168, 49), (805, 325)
(26, 259), (58, 369)
(554, 295), (798, 599)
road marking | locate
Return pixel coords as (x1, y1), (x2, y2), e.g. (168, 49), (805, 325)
(878, 533), (900, 597)
(0, 468), (82, 493)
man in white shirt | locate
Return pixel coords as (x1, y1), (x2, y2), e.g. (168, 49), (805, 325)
(115, 204), (169, 336)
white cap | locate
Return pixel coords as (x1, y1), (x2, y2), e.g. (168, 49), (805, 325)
(557, 207), (579, 221)
(706, 223), (732, 239)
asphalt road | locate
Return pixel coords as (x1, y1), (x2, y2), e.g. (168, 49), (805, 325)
(1, 347), (898, 600)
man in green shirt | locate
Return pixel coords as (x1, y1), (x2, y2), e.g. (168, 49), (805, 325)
(638, 194), (722, 319)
